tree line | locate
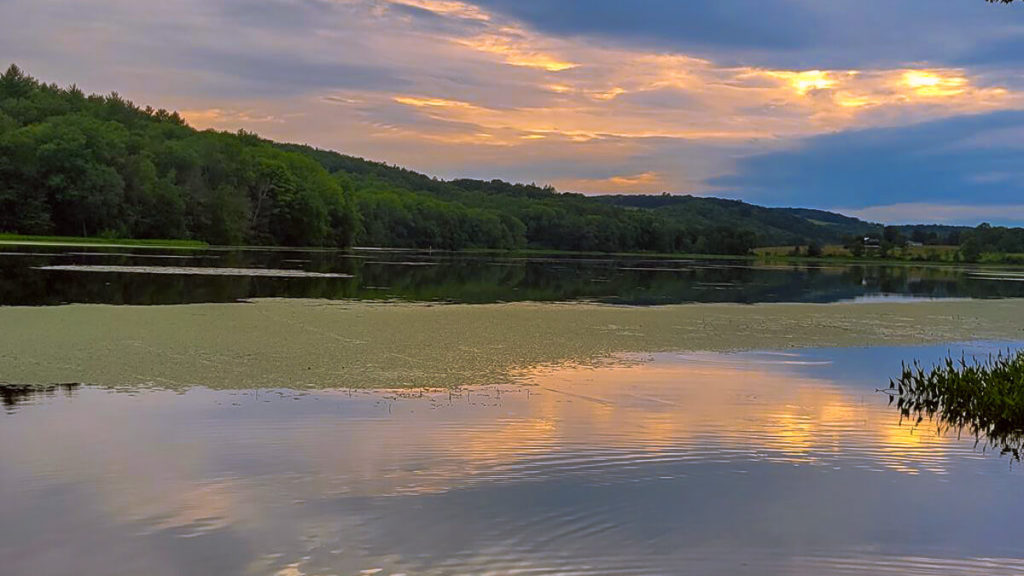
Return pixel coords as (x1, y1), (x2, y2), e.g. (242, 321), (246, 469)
(3, 65), (1022, 258)
(0, 65), (357, 246)
(0, 65), (769, 254)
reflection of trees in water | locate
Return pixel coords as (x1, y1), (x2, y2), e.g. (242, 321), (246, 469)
(1, 383), (80, 411)
(4, 247), (1024, 305)
(888, 352), (1024, 461)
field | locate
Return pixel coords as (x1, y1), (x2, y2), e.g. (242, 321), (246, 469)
(753, 244), (991, 264)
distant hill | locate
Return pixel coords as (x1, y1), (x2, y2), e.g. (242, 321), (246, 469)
(594, 195), (883, 246)
(280, 144), (977, 249)
(0, 65), (994, 255)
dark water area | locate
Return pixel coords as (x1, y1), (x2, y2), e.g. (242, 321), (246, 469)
(2, 343), (1024, 575)
(3, 244), (1024, 306)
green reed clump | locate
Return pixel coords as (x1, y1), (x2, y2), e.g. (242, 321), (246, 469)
(891, 350), (1024, 460)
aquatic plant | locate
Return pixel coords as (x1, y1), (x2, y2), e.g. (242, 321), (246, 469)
(890, 350), (1024, 460)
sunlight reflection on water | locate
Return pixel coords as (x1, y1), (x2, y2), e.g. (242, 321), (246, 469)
(1, 343), (1023, 575)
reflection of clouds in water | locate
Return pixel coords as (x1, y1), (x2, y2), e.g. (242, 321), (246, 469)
(280, 351), (961, 500)
(2, 345), (1023, 576)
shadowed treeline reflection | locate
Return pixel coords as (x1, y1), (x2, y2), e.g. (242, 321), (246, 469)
(1, 344), (1023, 576)
(3, 245), (1024, 306)
(0, 383), (79, 411)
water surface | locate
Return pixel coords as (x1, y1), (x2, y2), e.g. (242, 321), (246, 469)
(3, 343), (1023, 575)
(3, 244), (1024, 305)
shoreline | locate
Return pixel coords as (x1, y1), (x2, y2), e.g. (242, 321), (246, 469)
(2, 298), (1023, 390)
(4, 238), (1024, 269)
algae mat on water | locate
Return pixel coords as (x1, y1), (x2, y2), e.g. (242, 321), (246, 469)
(2, 299), (1024, 390)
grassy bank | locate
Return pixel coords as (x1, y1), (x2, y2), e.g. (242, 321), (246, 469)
(2, 298), (1023, 391)
(0, 234), (208, 248)
(755, 244), (1024, 267)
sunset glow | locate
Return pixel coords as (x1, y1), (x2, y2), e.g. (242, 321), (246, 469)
(4, 0), (1024, 220)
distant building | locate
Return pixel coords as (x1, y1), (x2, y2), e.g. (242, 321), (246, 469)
(863, 237), (881, 250)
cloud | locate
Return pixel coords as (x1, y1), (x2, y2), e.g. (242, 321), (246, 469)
(472, 0), (1024, 70)
(472, 0), (821, 56)
(179, 108), (284, 126)
(3, 0), (1024, 209)
(384, 0), (492, 22)
(553, 171), (669, 195)
(711, 110), (1024, 214)
(844, 203), (1024, 226)
(179, 49), (413, 97)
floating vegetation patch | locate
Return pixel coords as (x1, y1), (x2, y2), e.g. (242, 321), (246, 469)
(889, 350), (1024, 460)
(364, 261), (437, 267)
(34, 265), (353, 278)
(970, 272), (1024, 282)
(63, 252), (218, 260)
(5, 299), (1024, 391)
(617, 267), (693, 273)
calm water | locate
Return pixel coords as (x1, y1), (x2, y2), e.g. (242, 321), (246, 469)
(3, 343), (1024, 575)
(4, 244), (1024, 305)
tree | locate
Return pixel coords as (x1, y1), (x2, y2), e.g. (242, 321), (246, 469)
(9, 64), (1022, 256)
(12, 115), (128, 236)
(0, 64), (36, 100)
(845, 236), (866, 258)
(883, 225), (903, 246)
(961, 237), (983, 262)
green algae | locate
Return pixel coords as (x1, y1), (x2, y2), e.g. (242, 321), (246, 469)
(2, 299), (1024, 390)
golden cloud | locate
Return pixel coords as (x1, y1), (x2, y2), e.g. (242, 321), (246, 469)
(171, 0), (1024, 195)
(456, 32), (579, 72)
(383, 0), (490, 21)
(554, 172), (669, 194)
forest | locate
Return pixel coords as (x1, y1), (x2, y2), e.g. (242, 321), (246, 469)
(3, 65), (1023, 257)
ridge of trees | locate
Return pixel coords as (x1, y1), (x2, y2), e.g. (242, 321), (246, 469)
(0, 64), (356, 247)
(2, 64), (1022, 258)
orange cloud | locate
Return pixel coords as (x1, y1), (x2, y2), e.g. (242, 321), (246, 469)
(555, 172), (669, 194)
(169, 0), (1024, 196)
(457, 31), (579, 72)
(383, 0), (490, 21)
(180, 108), (281, 128)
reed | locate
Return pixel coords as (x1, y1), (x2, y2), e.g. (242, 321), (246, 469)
(891, 350), (1024, 460)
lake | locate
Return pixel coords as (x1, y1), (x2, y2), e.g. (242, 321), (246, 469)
(2, 243), (1024, 575)
(2, 343), (1024, 575)
(4, 243), (1024, 305)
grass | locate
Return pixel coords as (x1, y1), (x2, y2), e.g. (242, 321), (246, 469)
(755, 244), (1024, 267)
(755, 244), (961, 260)
(890, 350), (1024, 460)
(0, 234), (208, 248)
(980, 252), (1024, 265)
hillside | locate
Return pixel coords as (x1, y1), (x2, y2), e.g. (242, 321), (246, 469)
(284, 141), (891, 251)
(595, 195), (882, 246)
(0, 65), (1002, 256)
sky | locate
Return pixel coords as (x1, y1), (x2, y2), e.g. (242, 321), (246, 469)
(2, 0), (1024, 224)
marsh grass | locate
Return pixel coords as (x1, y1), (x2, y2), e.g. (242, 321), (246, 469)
(891, 350), (1024, 460)
(0, 234), (207, 248)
